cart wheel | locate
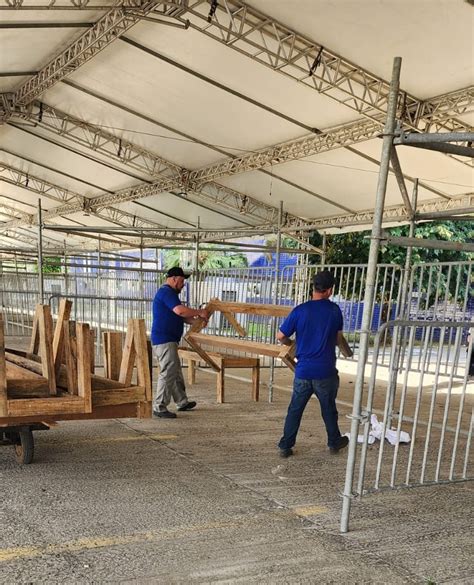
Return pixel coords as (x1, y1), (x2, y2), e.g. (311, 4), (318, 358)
(14, 430), (34, 465)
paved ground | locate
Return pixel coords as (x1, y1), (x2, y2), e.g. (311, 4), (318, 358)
(1, 363), (473, 584)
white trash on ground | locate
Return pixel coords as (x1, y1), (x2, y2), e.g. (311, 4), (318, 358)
(345, 414), (411, 445)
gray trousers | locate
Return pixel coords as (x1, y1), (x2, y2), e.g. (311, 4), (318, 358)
(153, 342), (188, 412)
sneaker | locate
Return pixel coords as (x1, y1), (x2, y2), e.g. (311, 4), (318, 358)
(279, 448), (293, 458)
(177, 401), (197, 412)
(153, 410), (177, 419)
(329, 435), (349, 453)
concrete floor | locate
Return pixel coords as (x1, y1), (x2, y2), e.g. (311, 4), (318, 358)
(1, 363), (473, 584)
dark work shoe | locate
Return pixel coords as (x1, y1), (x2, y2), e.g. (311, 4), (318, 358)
(329, 435), (349, 454)
(153, 410), (177, 419)
(177, 401), (197, 412)
(279, 448), (293, 458)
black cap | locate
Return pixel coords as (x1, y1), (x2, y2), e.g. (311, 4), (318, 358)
(166, 266), (190, 279)
(313, 270), (336, 291)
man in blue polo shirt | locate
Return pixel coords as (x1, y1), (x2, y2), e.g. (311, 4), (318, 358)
(152, 267), (209, 419)
(277, 270), (352, 457)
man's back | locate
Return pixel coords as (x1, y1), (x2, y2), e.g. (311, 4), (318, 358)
(280, 299), (343, 380)
(151, 285), (183, 345)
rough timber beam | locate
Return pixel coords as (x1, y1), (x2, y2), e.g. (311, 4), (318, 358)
(184, 0), (473, 133)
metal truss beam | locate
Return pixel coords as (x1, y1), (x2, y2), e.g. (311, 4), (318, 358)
(0, 162), (171, 231)
(0, 1), (147, 8)
(11, 102), (309, 227)
(186, 118), (382, 186)
(418, 87), (474, 129)
(3, 1), (187, 110)
(15, 102), (182, 177)
(0, 201), (32, 223)
(282, 193), (474, 232)
(184, 0), (473, 133)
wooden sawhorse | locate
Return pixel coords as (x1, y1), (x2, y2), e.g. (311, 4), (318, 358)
(178, 348), (260, 404)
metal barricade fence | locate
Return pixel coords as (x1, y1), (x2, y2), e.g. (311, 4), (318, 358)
(1, 260), (472, 372)
(341, 319), (473, 532)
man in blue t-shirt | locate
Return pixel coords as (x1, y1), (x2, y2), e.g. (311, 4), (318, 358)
(277, 270), (352, 457)
(151, 267), (209, 419)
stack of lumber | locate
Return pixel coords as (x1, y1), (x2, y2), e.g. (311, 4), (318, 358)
(0, 300), (152, 424)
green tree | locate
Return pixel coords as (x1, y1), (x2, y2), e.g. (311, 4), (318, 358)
(309, 221), (473, 302)
(309, 221), (473, 266)
(34, 256), (62, 273)
(164, 247), (248, 271)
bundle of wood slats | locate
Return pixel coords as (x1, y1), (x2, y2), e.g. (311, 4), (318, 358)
(0, 300), (152, 424)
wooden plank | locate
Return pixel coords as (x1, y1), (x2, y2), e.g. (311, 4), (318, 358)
(252, 359), (260, 402)
(221, 310), (246, 337)
(187, 333), (283, 358)
(208, 300), (292, 318)
(92, 386), (146, 407)
(27, 306), (40, 357)
(187, 358), (196, 385)
(52, 299), (72, 376)
(184, 335), (221, 372)
(220, 357), (259, 368)
(5, 351), (126, 391)
(216, 357), (224, 403)
(37, 304), (57, 395)
(102, 331), (123, 380)
(63, 321), (78, 395)
(6, 361), (44, 380)
(132, 319), (152, 401)
(0, 402), (143, 425)
(76, 322), (92, 413)
(90, 329), (96, 374)
(5, 351), (44, 375)
(179, 348), (258, 368)
(119, 320), (136, 386)
(7, 396), (85, 417)
(7, 379), (50, 398)
(0, 314), (7, 417)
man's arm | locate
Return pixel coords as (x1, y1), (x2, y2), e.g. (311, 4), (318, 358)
(277, 330), (293, 346)
(173, 305), (209, 321)
(337, 331), (353, 358)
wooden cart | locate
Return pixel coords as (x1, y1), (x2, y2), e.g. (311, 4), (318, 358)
(0, 301), (152, 464)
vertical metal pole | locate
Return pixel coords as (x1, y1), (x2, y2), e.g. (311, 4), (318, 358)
(269, 201), (283, 402)
(63, 240), (68, 297)
(194, 217), (200, 307)
(139, 236), (144, 317)
(340, 57), (402, 533)
(37, 199), (44, 303)
(97, 238), (102, 370)
(321, 232), (327, 268)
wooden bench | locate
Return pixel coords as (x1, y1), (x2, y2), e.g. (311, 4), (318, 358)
(178, 348), (260, 404)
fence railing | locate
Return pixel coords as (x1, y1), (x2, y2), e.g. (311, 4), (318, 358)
(0, 261), (472, 372)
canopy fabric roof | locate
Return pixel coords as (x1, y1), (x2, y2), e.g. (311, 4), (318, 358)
(0, 0), (472, 252)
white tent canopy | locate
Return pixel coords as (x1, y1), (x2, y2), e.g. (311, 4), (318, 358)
(0, 0), (472, 252)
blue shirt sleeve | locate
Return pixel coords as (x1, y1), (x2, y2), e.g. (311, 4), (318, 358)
(335, 304), (343, 331)
(279, 307), (298, 338)
(159, 286), (181, 311)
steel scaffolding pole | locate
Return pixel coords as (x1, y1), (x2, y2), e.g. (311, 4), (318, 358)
(340, 56), (402, 534)
(193, 217), (200, 308)
(268, 201), (283, 403)
(37, 199), (44, 303)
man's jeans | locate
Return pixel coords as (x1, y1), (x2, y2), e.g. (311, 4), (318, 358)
(153, 342), (188, 412)
(278, 375), (341, 449)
